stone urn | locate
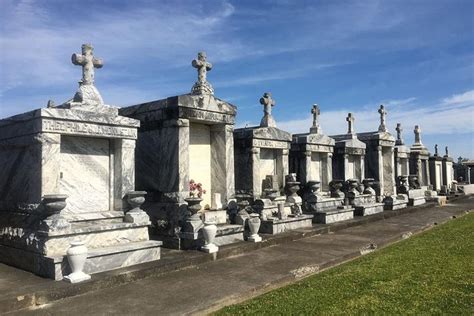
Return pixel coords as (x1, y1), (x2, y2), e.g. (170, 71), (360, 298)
(285, 181), (300, 201)
(329, 180), (345, 198)
(201, 221), (219, 253)
(185, 197), (203, 222)
(264, 188), (279, 201)
(63, 241), (91, 283)
(398, 175), (409, 194)
(125, 191), (149, 224)
(42, 194), (68, 218)
(127, 191), (147, 211)
(307, 181), (321, 195)
(362, 178), (376, 195)
(247, 213), (262, 243)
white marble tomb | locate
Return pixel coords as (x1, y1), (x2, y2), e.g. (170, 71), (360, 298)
(0, 44), (161, 280)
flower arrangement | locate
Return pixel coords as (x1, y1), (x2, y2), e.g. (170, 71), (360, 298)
(189, 179), (206, 198)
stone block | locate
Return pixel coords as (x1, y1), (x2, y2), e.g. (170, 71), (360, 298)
(354, 203), (384, 216)
(314, 207), (354, 224)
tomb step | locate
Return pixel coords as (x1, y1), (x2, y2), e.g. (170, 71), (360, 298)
(40, 221), (152, 257)
(49, 240), (163, 280)
(65, 211), (125, 224)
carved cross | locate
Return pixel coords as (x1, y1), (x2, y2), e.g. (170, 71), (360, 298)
(260, 92), (275, 116)
(378, 104), (387, 132)
(346, 112), (355, 134)
(395, 123), (404, 145)
(310, 104), (321, 134)
(414, 125), (422, 145)
(192, 51), (212, 83)
(72, 44), (103, 85)
(445, 146), (449, 157)
(434, 144), (439, 156)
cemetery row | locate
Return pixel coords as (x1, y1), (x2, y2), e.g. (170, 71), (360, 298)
(0, 45), (462, 282)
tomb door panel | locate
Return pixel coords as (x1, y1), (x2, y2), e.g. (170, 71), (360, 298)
(260, 148), (277, 191)
(189, 123), (212, 208)
(382, 148), (394, 195)
(60, 136), (111, 214)
(347, 156), (355, 179)
(401, 158), (408, 175)
(310, 152), (322, 182)
(435, 164), (442, 190)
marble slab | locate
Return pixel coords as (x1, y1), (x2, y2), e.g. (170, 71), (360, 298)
(260, 214), (314, 234)
(314, 207), (354, 224)
(202, 210), (227, 224)
(354, 203), (384, 216)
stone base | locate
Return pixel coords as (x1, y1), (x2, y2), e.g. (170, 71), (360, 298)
(247, 234), (262, 243)
(384, 201), (408, 211)
(259, 214), (314, 235)
(409, 197), (426, 206)
(426, 196), (447, 206)
(0, 240), (162, 280)
(308, 197), (345, 212)
(313, 207), (354, 224)
(383, 195), (408, 211)
(63, 271), (91, 283)
(201, 243), (219, 253)
(354, 203), (384, 216)
(179, 224), (244, 250)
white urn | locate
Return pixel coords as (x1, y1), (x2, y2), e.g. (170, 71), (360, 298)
(201, 221), (219, 253)
(63, 241), (91, 283)
(247, 214), (262, 243)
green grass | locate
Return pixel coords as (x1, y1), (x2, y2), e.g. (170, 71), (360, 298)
(215, 212), (474, 315)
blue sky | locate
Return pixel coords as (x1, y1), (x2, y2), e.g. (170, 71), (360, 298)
(1, 0), (473, 158)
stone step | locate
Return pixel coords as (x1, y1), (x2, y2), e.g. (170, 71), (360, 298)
(48, 240), (163, 280)
(64, 211), (125, 224)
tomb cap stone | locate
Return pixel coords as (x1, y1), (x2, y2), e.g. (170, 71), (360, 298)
(58, 43), (118, 115)
(378, 104), (387, 132)
(259, 92), (277, 128)
(395, 123), (404, 145)
(410, 125), (429, 155)
(310, 104), (321, 134)
(191, 51), (214, 95)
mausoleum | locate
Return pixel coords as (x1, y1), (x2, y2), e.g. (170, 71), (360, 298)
(0, 44), (162, 280)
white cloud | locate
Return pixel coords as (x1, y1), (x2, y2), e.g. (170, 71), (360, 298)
(275, 92), (474, 138)
(442, 90), (474, 106)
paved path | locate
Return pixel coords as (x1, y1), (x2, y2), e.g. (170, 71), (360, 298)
(11, 197), (472, 316)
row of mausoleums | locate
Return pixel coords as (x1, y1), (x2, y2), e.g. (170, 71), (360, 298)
(0, 45), (460, 281)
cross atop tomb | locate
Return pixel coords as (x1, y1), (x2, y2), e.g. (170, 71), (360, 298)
(434, 144), (439, 156)
(445, 146), (449, 157)
(72, 44), (103, 85)
(346, 112), (355, 134)
(310, 104), (321, 134)
(191, 51), (214, 95)
(259, 92), (277, 127)
(414, 125), (423, 145)
(378, 104), (387, 132)
(395, 123), (404, 145)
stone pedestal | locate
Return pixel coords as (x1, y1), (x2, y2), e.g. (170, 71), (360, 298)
(383, 195), (408, 211)
(259, 214), (314, 234)
(314, 206), (354, 224)
(408, 189), (426, 206)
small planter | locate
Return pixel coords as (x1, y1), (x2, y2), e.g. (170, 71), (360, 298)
(127, 191), (147, 211)
(42, 194), (68, 218)
(63, 241), (91, 283)
(329, 180), (345, 198)
(201, 221), (219, 253)
(185, 197), (203, 222)
(247, 214), (262, 243)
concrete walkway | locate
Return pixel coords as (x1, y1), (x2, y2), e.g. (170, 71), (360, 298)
(4, 196), (474, 315)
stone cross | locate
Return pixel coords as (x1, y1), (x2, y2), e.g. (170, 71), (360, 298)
(259, 92), (277, 127)
(378, 104), (387, 132)
(395, 123), (404, 145)
(310, 104), (321, 134)
(414, 125), (422, 145)
(434, 144), (439, 156)
(445, 146), (449, 157)
(346, 113), (355, 134)
(191, 51), (214, 95)
(72, 44), (103, 85)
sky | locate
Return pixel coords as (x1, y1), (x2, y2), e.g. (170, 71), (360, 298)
(0, 0), (473, 158)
